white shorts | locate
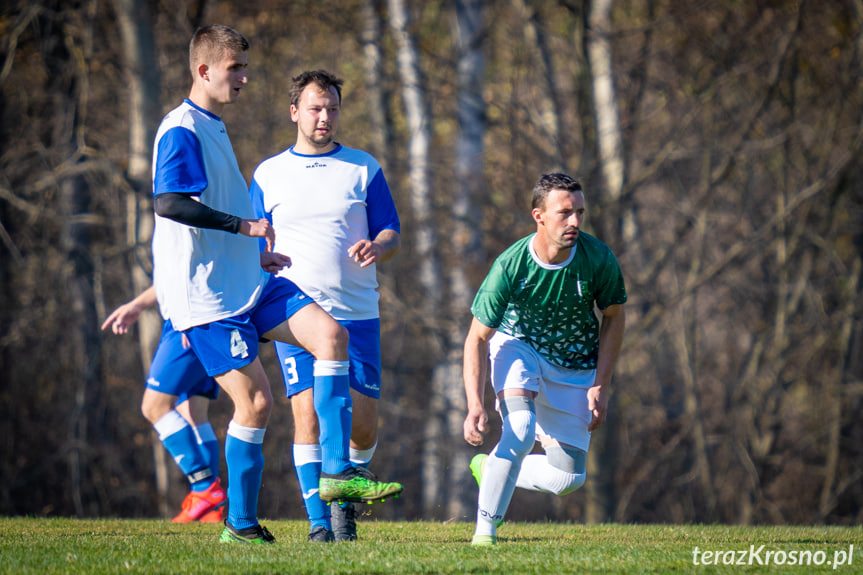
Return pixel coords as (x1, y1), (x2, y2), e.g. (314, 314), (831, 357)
(489, 331), (595, 451)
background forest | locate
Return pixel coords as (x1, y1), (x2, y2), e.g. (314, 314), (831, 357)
(1, 0), (861, 526)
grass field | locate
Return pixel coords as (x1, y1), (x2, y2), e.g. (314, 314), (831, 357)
(1, 517), (860, 574)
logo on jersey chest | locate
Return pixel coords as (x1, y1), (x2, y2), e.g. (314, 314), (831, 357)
(305, 161), (328, 169)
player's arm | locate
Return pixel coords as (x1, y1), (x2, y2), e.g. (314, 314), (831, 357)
(587, 303), (625, 431)
(153, 126), (276, 249)
(348, 228), (400, 268)
(154, 193), (275, 250)
(352, 168), (401, 267)
(463, 317), (497, 446)
(100, 285), (158, 335)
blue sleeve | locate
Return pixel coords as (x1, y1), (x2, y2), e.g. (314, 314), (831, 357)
(365, 169), (400, 239)
(153, 127), (208, 197)
(248, 178), (272, 252)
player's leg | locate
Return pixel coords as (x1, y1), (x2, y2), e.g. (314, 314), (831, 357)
(345, 318), (382, 462)
(266, 303), (353, 476)
(471, 333), (540, 546)
(514, 364), (593, 496)
(328, 392), (376, 542)
(289, 386), (334, 542)
(178, 394), (221, 481)
(214, 360), (271, 523)
(142, 325), (220, 521)
(254, 278), (401, 505)
(185, 315), (274, 543)
(473, 392), (536, 545)
(349, 392), (378, 461)
(515, 438), (586, 495)
(142, 388), (212, 486)
(332, 318), (383, 541)
(177, 392), (226, 523)
(274, 339), (334, 542)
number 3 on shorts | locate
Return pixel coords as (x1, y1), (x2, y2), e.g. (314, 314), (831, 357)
(282, 356), (299, 384)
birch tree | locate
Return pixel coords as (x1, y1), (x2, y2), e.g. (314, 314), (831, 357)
(111, 0), (168, 516)
(436, 0), (488, 519)
(387, 0), (449, 517)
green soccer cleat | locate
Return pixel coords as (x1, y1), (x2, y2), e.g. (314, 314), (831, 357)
(471, 534), (497, 546)
(219, 520), (276, 544)
(319, 467), (403, 504)
(470, 453), (487, 487)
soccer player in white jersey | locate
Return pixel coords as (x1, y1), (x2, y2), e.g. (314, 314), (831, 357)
(151, 26), (401, 544)
(463, 173), (627, 546)
(250, 70), (401, 543)
(102, 286), (226, 524)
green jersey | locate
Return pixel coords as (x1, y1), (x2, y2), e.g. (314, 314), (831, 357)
(471, 232), (627, 370)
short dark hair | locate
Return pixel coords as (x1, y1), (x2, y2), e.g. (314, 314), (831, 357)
(189, 25), (249, 74)
(531, 173), (583, 210)
(290, 70), (344, 108)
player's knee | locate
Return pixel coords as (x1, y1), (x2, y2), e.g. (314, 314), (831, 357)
(141, 395), (172, 425)
(141, 403), (159, 424)
(556, 472), (586, 495)
(249, 391), (273, 420)
(496, 396), (536, 461)
(318, 320), (348, 357)
(546, 443), (587, 474)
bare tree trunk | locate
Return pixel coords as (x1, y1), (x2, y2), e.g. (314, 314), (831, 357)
(361, 0), (391, 171)
(436, 0), (488, 520)
(672, 212), (716, 521)
(112, 0), (167, 517)
(819, 256), (861, 519)
(387, 0), (444, 519)
(53, 3), (105, 518)
(586, 0), (633, 241)
(583, 0), (625, 525)
(61, 170), (102, 517)
(511, 0), (567, 170)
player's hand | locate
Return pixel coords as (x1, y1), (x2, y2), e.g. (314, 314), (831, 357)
(100, 302), (141, 335)
(240, 218), (276, 252)
(347, 239), (381, 268)
(464, 407), (489, 446)
(181, 333), (191, 349)
(260, 251), (291, 274)
(587, 384), (609, 432)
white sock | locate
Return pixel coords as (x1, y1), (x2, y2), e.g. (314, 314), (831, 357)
(516, 454), (585, 495)
(475, 405), (535, 536)
(350, 442), (377, 467)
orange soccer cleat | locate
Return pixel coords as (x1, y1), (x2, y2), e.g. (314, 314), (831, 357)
(171, 479), (227, 523)
(198, 504), (227, 523)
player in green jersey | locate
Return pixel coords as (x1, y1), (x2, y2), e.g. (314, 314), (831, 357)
(462, 173), (627, 546)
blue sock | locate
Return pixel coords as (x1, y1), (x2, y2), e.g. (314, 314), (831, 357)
(195, 422), (221, 482)
(225, 421), (266, 530)
(154, 411), (213, 490)
(293, 444), (330, 530)
(313, 360), (352, 475)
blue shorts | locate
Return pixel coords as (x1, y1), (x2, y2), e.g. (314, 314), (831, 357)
(275, 318), (381, 399)
(146, 320), (219, 401)
(185, 275), (315, 377)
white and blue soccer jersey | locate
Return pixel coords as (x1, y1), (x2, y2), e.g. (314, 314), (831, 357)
(151, 99), (267, 331)
(249, 144), (399, 321)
